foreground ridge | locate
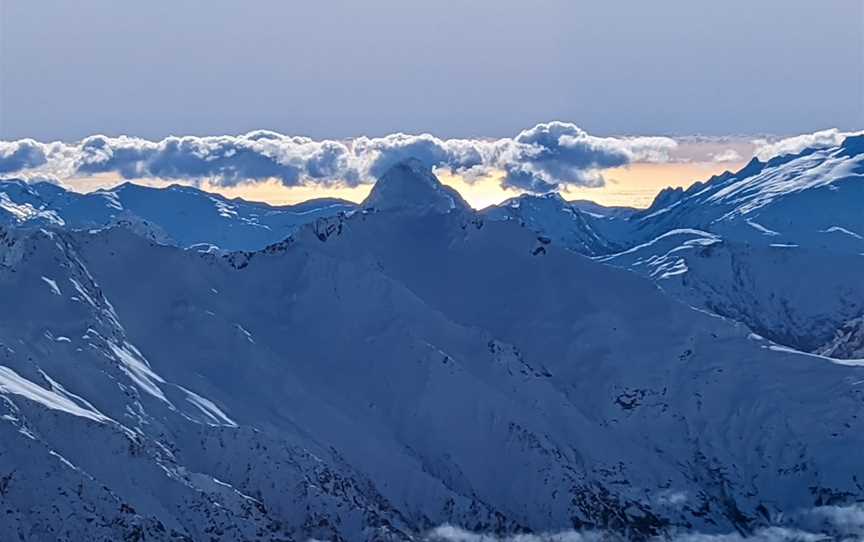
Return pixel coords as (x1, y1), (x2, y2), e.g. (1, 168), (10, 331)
(0, 158), (862, 540)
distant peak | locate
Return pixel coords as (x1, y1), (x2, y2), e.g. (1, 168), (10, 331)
(725, 156), (765, 180)
(361, 159), (470, 214)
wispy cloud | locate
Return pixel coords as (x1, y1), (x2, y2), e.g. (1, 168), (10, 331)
(425, 525), (605, 542)
(709, 149), (743, 163)
(0, 123), (678, 194)
(424, 504), (864, 542)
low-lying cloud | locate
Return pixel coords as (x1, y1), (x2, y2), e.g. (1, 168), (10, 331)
(0, 122), (679, 193)
(75, 132), (357, 187)
(424, 503), (864, 542)
(0, 139), (48, 174)
(5, 125), (857, 194)
(494, 122), (677, 192)
(753, 129), (862, 161)
(709, 149), (743, 163)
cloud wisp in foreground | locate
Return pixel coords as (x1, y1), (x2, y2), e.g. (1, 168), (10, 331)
(0, 122), (679, 194)
(425, 503), (864, 542)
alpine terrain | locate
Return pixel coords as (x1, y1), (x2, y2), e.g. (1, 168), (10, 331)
(487, 135), (864, 360)
(0, 152), (862, 541)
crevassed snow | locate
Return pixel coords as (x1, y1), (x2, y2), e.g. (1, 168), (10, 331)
(39, 370), (109, 420)
(48, 450), (81, 471)
(210, 197), (239, 218)
(94, 190), (123, 211)
(821, 226), (863, 239)
(179, 386), (237, 427)
(639, 199), (680, 220)
(745, 218), (780, 236)
(68, 278), (97, 308)
(597, 229), (719, 261)
(0, 366), (108, 422)
(0, 193), (65, 225)
(765, 344), (864, 367)
(712, 150), (862, 220)
(107, 341), (169, 402)
(652, 258), (688, 279)
(235, 323), (255, 344)
(41, 276), (61, 295)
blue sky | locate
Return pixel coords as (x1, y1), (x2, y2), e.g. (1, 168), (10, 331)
(0, 1), (861, 208)
(1, 0), (861, 141)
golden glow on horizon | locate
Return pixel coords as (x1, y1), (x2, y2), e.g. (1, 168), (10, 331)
(434, 170), (524, 210)
(198, 179), (373, 205)
(565, 161), (747, 208)
(60, 161), (745, 210)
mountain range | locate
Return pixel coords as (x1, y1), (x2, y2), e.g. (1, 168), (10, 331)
(489, 136), (864, 360)
(0, 179), (355, 251)
(0, 141), (862, 541)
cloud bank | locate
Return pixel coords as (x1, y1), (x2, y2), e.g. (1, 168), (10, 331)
(753, 128), (862, 161)
(5, 125), (855, 194)
(0, 123), (679, 193)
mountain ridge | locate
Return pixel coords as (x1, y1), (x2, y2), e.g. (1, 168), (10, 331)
(0, 177), (357, 251)
(483, 135), (864, 359)
(0, 141), (862, 540)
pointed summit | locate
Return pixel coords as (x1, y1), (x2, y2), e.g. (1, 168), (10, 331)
(361, 158), (470, 214)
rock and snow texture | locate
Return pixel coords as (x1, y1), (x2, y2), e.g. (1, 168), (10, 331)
(0, 159), (862, 541)
(0, 179), (356, 251)
(486, 135), (864, 359)
(484, 192), (624, 256)
(361, 158), (470, 214)
(629, 134), (864, 254)
(599, 233), (864, 355)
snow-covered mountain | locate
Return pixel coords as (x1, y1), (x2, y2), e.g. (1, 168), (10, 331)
(0, 179), (356, 250)
(485, 192), (625, 256)
(597, 231), (864, 356)
(485, 135), (864, 359)
(1, 160), (863, 541)
(362, 158), (470, 214)
(630, 135), (864, 254)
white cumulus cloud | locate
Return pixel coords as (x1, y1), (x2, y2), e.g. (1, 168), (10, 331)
(0, 123), (684, 194)
(753, 128), (862, 161)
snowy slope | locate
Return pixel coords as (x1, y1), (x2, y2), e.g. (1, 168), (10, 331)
(485, 136), (864, 358)
(1, 161), (863, 540)
(362, 158), (470, 214)
(599, 231), (864, 354)
(631, 135), (864, 253)
(486, 135), (864, 255)
(484, 192), (624, 256)
(0, 179), (356, 250)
